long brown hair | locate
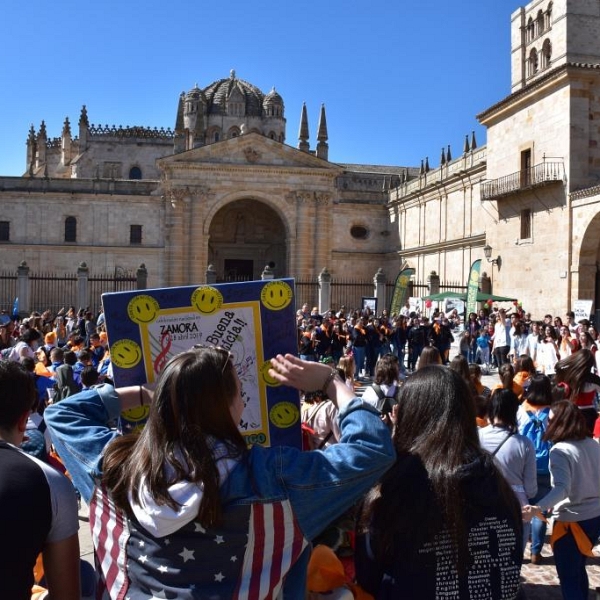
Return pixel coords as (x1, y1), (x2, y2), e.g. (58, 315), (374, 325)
(359, 366), (519, 569)
(554, 349), (600, 400)
(544, 400), (589, 443)
(102, 346), (247, 528)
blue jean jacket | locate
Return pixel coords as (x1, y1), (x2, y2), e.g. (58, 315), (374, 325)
(45, 385), (395, 599)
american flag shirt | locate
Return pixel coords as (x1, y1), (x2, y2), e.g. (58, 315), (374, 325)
(91, 484), (309, 600)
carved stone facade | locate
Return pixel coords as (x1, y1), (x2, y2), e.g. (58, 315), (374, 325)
(3, 1), (600, 318)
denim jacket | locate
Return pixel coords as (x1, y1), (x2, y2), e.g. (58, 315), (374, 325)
(45, 384), (395, 599)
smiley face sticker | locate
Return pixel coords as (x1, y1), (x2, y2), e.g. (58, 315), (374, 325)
(259, 360), (281, 387)
(269, 401), (299, 428)
(120, 405), (150, 434)
(191, 286), (224, 315)
(260, 281), (293, 311)
(127, 295), (160, 325)
(110, 339), (143, 369)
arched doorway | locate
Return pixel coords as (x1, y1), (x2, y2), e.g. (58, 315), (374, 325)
(577, 212), (600, 324)
(208, 199), (287, 281)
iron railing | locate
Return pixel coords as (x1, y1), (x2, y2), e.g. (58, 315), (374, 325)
(481, 161), (563, 200)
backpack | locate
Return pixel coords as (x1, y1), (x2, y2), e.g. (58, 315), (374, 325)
(371, 383), (399, 415)
(521, 408), (551, 475)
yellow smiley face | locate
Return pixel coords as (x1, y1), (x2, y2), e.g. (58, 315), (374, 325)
(120, 405), (150, 423)
(260, 281), (293, 311)
(191, 287), (224, 315)
(259, 360), (280, 387)
(128, 295), (160, 325)
(110, 339), (143, 369)
(269, 401), (299, 428)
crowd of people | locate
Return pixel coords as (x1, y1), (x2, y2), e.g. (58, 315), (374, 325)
(3, 299), (600, 599)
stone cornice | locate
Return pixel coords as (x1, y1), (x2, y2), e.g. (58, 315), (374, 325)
(399, 233), (487, 257)
(389, 163), (487, 207)
(0, 176), (158, 196)
(161, 163), (340, 179)
(478, 62), (600, 125)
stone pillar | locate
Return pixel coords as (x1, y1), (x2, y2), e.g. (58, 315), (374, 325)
(206, 264), (217, 284)
(136, 264), (148, 290)
(427, 271), (440, 296)
(17, 261), (30, 316)
(318, 268), (331, 314)
(78, 262), (89, 312)
(261, 265), (274, 280)
(373, 268), (386, 316)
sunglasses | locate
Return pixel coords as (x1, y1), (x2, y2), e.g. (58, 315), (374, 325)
(192, 343), (234, 373)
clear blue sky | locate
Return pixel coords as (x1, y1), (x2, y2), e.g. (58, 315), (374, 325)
(0, 0), (525, 176)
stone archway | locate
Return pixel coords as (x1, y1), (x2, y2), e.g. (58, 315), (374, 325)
(576, 211), (600, 321)
(208, 199), (287, 281)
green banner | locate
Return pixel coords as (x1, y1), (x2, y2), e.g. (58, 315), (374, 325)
(465, 260), (482, 317)
(389, 268), (415, 315)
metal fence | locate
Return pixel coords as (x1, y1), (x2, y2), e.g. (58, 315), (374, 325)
(29, 273), (78, 315)
(88, 273), (138, 314)
(0, 270), (138, 316)
(0, 272), (17, 312)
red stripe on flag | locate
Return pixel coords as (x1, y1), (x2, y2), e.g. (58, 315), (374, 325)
(248, 503), (265, 599)
(269, 502), (284, 594)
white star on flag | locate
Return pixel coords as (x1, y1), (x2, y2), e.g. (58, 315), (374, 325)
(139, 554), (148, 564)
(214, 535), (224, 544)
(194, 523), (206, 533)
(230, 555), (238, 562)
(179, 547), (195, 563)
(158, 565), (168, 573)
(214, 572), (225, 582)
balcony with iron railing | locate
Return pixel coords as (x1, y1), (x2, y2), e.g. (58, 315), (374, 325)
(481, 161), (564, 200)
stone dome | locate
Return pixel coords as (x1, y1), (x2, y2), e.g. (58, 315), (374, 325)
(202, 70), (265, 116)
(185, 84), (205, 102)
(263, 87), (284, 107)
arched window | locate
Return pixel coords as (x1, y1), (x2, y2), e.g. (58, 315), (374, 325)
(546, 2), (552, 29)
(227, 126), (241, 139)
(129, 166), (142, 180)
(64, 217), (77, 243)
(536, 10), (544, 36)
(528, 48), (539, 77)
(542, 38), (552, 69)
(527, 17), (535, 42)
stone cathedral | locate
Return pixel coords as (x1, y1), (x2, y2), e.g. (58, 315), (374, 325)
(2, 0), (600, 319)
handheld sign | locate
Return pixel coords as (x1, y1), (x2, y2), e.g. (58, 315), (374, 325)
(102, 279), (300, 448)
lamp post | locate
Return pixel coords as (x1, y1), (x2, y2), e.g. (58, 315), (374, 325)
(483, 244), (501, 288)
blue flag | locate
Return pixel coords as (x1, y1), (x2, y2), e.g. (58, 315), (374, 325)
(12, 297), (19, 319)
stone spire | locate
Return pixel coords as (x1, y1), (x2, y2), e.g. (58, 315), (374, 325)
(174, 92), (186, 154)
(425, 156), (430, 172)
(79, 105), (90, 149)
(316, 104), (328, 160)
(447, 144), (452, 161)
(36, 121), (47, 168)
(62, 117), (71, 138)
(470, 130), (477, 150)
(61, 117), (72, 166)
(26, 124), (36, 172)
(440, 147), (446, 165)
(463, 134), (470, 154)
(298, 103), (310, 152)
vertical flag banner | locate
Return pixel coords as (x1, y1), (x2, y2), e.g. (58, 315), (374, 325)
(465, 260), (482, 317)
(389, 268), (415, 315)
(102, 279), (300, 448)
(12, 297), (19, 319)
